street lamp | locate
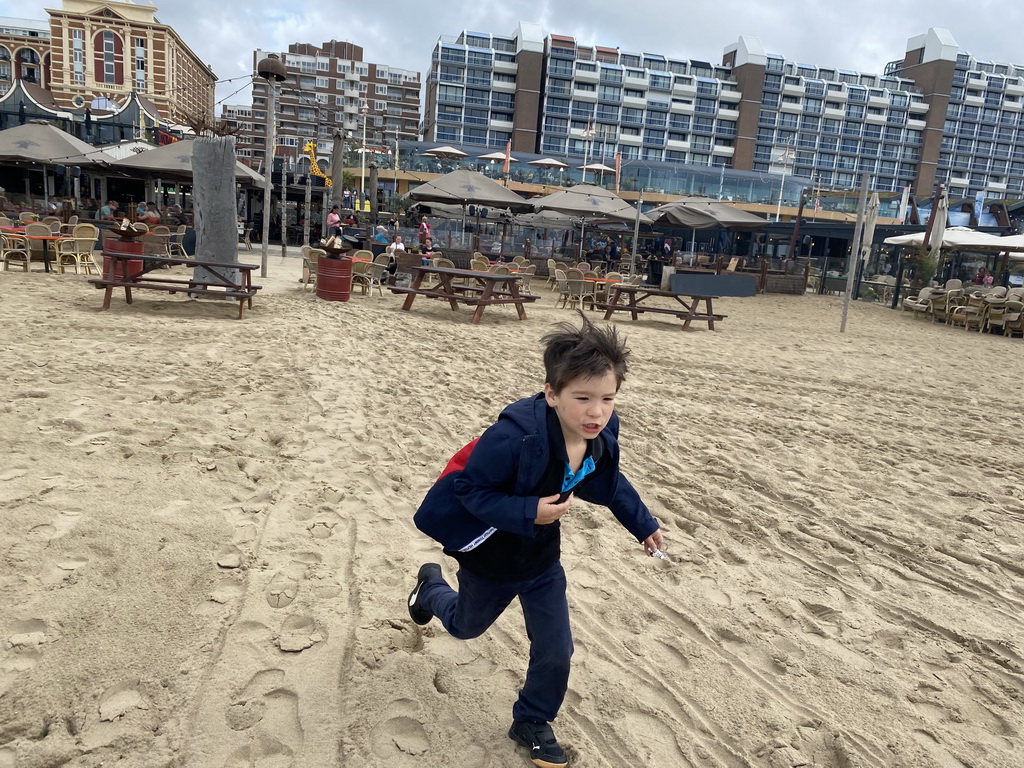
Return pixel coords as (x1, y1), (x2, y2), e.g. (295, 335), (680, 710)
(256, 53), (287, 278)
(359, 105), (368, 206)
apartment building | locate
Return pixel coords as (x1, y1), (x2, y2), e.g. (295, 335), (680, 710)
(227, 40), (420, 173)
(423, 26), (1024, 200)
(0, 17), (49, 93)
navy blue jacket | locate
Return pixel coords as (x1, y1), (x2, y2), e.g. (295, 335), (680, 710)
(414, 394), (659, 553)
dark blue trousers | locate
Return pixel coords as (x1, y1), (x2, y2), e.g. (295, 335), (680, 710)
(419, 561), (573, 723)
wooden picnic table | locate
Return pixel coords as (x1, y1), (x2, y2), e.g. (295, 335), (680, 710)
(599, 284), (726, 331)
(88, 253), (262, 319)
(389, 265), (538, 324)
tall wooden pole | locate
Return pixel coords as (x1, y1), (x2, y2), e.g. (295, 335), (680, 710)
(840, 174), (869, 333)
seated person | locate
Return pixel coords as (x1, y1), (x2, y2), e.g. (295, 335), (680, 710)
(373, 225), (390, 244)
(386, 235), (406, 256)
(140, 203), (161, 227)
(421, 238), (440, 266)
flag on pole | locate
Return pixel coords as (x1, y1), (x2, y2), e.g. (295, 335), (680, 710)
(503, 139), (511, 174)
(615, 152), (621, 193)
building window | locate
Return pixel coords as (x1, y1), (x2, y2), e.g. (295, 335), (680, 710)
(71, 30), (85, 86)
(17, 48), (40, 83)
(94, 30), (123, 85)
(133, 36), (146, 91)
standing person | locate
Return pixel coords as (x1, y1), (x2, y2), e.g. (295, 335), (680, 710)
(326, 205), (341, 237)
(99, 200), (119, 220)
(407, 317), (664, 768)
(418, 215), (432, 247)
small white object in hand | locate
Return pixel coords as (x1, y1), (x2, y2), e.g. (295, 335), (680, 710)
(649, 549), (670, 561)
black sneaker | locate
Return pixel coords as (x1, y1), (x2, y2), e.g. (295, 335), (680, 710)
(508, 720), (567, 768)
(407, 563), (441, 625)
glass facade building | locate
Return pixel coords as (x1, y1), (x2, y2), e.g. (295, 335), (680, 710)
(423, 26), (1024, 204)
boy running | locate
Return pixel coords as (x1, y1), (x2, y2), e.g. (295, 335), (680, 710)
(408, 316), (664, 767)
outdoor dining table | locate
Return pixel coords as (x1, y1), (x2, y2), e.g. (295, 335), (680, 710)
(599, 283), (726, 331)
(27, 234), (65, 273)
(389, 265), (538, 324)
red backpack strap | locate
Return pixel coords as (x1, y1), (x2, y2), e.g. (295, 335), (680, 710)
(438, 437), (480, 480)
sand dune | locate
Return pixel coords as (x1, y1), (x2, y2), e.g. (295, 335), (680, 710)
(1, 258), (1022, 767)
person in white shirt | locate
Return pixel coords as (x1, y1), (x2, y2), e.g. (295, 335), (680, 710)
(386, 235), (406, 256)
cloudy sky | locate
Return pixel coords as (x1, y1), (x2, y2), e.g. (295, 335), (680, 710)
(4, 0), (1023, 107)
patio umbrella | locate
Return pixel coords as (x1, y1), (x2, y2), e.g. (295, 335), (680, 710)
(410, 200), (507, 222)
(646, 197), (768, 231)
(577, 162), (615, 174)
(532, 183), (651, 259)
(408, 169), (531, 211)
(0, 122), (114, 207)
(0, 122), (111, 165)
(527, 158), (568, 169)
(421, 145), (468, 159)
(526, 157), (568, 185)
(927, 188), (948, 270)
(409, 168), (532, 246)
(478, 150), (518, 163)
(859, 192), (880, 264)
(882, 226), (1011, 250)
(110, 139), (264, 185)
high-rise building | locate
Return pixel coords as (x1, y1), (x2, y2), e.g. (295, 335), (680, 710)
(226, 40), (420, 175)
(422, 23), (545, 154)
(422, 25), (1024, 201)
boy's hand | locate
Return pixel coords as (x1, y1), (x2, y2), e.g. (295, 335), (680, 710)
(536, 493), (572, 525)
(642, 530), (665, 557)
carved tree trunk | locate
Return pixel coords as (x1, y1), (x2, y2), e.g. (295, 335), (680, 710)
(192, 136), (238, 285)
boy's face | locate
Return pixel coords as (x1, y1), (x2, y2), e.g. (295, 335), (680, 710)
(544, 369), (618, 444)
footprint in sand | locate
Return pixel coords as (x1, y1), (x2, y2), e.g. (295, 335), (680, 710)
(7, 618), (55, 651)
(224, 669), (304, 767)
(2, 619), (56, 693)
(78, 681), (152, 750)
(274, 614), (327, 653)
(266, 572), (300, 608)
(370, 700), (430, 762)
(215, 544), (246, 570)
(306, 510), (343, 540)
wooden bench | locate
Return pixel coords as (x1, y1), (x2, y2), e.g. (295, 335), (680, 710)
(600, 285), (726, 331)
(89, 254), (262, 320)
(391, 265), (537, 324)
(594, 302), (726, 322)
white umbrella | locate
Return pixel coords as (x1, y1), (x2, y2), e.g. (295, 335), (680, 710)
(883, 226), (1010, 250)
(527, 158), (568, 169)
(422, 145), (468, 159)
(577, 162), (615, 173)
(859, 192), (880, 264)
(478, 150), (518, 163)
(927, 188), (948, 270)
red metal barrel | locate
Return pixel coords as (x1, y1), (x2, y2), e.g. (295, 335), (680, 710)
(316, 255), (353, 302)
(102, 235), (144, 281)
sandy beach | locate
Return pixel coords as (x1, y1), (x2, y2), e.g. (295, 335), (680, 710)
(1, 255), (1022, 768)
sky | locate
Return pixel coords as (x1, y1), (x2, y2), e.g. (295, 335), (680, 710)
(4, 0), (1024, 109)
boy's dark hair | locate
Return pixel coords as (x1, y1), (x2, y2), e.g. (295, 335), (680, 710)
(541, 313), (630, 393)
